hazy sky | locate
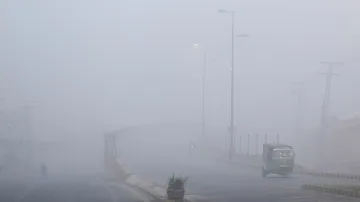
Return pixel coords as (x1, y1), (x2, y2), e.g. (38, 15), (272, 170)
(1, 0), (360, 140)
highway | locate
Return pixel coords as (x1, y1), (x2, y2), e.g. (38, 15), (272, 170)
(118, 137), (360, 202)
(0, 173), (157, 202)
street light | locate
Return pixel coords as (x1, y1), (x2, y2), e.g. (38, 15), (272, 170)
(218, 9), (236, 160)
(192, 44), (207, 141)
(218, 9), (250, 160)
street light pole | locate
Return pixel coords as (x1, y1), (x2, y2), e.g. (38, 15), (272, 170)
(218, 9), (235, 160)
(202, 51), (207, 140)
(229, 11), (235, 160)
(192, 44), (207, 142)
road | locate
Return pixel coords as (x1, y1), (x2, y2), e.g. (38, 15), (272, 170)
(0, 173), (157, 202)
(119, 143), (360, 202)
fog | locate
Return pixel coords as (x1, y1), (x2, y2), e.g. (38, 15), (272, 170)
(1, 0), (360, 174)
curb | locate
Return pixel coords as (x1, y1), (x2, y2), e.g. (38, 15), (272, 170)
(125, 174), (168, 199)
(302, 184), (360, 198)
(107, 158), (195, 202)
(105, 156), (130, 180)
(115, 158), (167, 199)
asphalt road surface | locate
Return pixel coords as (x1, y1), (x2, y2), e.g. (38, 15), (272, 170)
(119, 144), (360, 202)
(0, 174), (157, 202)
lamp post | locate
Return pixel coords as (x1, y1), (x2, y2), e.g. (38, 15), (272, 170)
(192, 44), (207, 141)
(218, 9), (236, 160)
(218, 9), (249, 160)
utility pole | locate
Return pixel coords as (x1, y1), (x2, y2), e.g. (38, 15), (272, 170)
(201, 52), (207, 140)
(292, 81), (304, 137)
(239, 135), (242, 154)
(229, 11), (235, 160)
(247, 133), (250, 156)
(319, 62), (341, 130)
(317, 62), (341, 162)
(255, 133), (259, 156)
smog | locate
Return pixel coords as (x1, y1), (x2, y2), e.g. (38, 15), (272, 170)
(1, 0), (360, 201)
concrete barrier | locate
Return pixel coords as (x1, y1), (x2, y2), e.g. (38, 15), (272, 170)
(298, 170), (360, 180)
(125, 174), (167, 198)
(203, 146), (360, 181)
(302, 184), (360, 198)
(104, 156), (197, 202)
(104, 155), (128, 180)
